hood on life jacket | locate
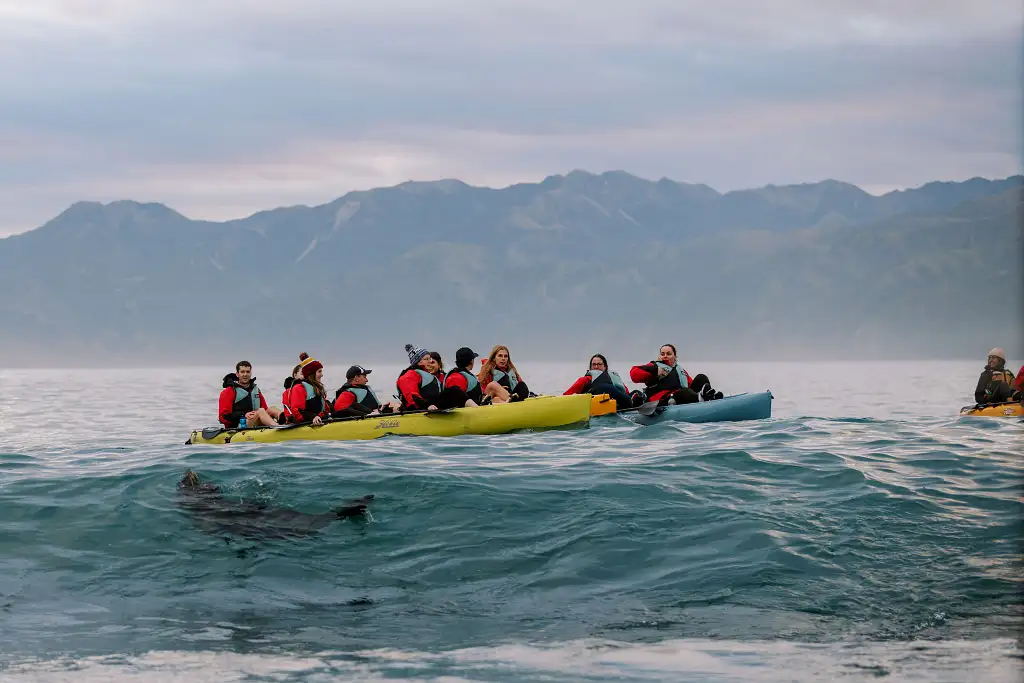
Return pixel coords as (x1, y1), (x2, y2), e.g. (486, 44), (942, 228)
(223, 373), (238, 388)
(283, 376), (296, 390)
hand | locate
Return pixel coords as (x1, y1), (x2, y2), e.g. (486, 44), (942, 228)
(245, 410), (259, 420)
(312, 416), (323, 426)
(657, 366), (670, 379)
(427, 405), (438, 411)
(369, 409), (380, 416)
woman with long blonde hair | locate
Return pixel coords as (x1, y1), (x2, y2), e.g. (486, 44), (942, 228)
(477, 345), (531, 402)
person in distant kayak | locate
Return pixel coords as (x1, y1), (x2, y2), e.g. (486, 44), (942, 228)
(444, 347), (511, 406)
(280, 363), (302, 423)
(630, 344), (722, 406)
(218, 360), (284, 428)
(974, 348), (1017, 404)
(477, 345), (530, 401)
(563, 354), (639, 409)
(332, 365), (396, 418)
(285, 352), (330, 425)
(396, 343), (472, 411)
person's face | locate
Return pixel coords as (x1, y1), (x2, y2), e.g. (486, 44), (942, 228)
(659, 346), (676, 365)
(420, 356), (439, 373)
(315, 368), (323, 382)
(987, 355), (1002, 369)
(293, 368), (303, 380)
(351, 373), (368, 386)
(590, 356), (606, 371)
(495, 348), (509, 369)
(237, 365), (252, 384)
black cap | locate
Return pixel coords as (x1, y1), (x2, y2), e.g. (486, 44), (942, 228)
(346, 365), (372, 380)
(455, 347), (478, 367)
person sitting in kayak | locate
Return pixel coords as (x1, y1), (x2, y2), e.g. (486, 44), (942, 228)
(332, 365), (396, 418)
(444, 347), (511, 406)
(397, 343), (474, 411)
(280, 363), (302, 423)
(563, 354), (639, 409)
(630, 344), (722, 406)
(218, 360), (284, 428)
(974, 348), (1017, 404)
(285, 352), (330, 425)
(477, 345), (530, 402)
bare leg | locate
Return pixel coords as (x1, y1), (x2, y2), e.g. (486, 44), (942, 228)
(485, 381), (510, 404)
(252, 408), (279, 426)
(266, 405), (283, 421)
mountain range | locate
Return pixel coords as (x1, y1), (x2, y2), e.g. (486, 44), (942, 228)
(0, 170), (1021, 367)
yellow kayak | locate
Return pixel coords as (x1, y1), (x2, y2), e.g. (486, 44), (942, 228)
(959, 401), (1024, 418)
(187, 394), (593, 444)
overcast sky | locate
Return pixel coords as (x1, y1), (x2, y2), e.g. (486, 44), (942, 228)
(1, 0), (1021, 235)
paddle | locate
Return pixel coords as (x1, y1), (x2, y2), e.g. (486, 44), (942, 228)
(635, 400), (665, 417)
(962, 399), (1023, 411)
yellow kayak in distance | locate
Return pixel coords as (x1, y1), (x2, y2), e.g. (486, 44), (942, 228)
(959, 401), (1024, 418)
(187, 394), (593, 444)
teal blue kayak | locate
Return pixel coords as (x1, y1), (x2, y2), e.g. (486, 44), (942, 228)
(631, 391), (773, 425)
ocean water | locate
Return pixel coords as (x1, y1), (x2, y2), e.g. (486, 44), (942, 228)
(0, 361), (1021, 682)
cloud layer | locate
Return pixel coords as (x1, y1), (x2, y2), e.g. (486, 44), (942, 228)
(1, 0), (1021, 234)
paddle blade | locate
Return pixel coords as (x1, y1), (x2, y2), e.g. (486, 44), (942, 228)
(636, 401), (660, 417)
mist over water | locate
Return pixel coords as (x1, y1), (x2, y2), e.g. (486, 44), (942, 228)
(0, 361), (1021, 682)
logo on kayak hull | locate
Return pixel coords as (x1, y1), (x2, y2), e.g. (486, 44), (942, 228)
(375, 419), (400, 429)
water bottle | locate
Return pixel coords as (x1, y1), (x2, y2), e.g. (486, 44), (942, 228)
(238, 417), (247, 429)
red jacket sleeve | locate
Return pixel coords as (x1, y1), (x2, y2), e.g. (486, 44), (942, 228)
(564, 375), (591, 395)
(287, 383), (307, 420)
(259, 391), (268, 410)
(630, 363), (658, 384)
(446, 372), (468, 392)
(218, 387), (235, 426)
(397, 370), (423, 407)
(1015, 366), (1024, 392)
(334, 391), (356, 412)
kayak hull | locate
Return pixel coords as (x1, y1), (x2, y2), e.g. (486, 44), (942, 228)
(187, 394), (593, 444)
(959, 402), (1024, 418)
(632, 391), (773, 425)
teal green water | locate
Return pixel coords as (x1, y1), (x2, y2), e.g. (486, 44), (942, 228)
(0, 363), (1021, 681)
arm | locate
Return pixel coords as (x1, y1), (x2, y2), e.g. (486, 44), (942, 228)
(397, 371), (428, 409)
(974, 370), (990, 404)
(287, 383), (307, 418)
(564, 376), (590, 395)
(446, 373), (469, 392)
(333, 391), (372, 417)
(218, 388), (236, 426)
(333, 391), (356, 413)
(630, 363), (658, 385)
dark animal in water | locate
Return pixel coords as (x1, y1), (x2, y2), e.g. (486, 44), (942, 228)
(177, 469), (374, 540)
